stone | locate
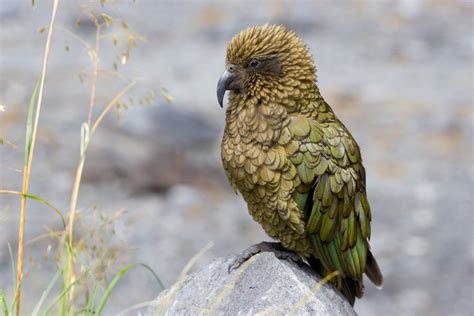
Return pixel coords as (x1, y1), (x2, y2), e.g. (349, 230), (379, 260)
(147, 252), (356, 315)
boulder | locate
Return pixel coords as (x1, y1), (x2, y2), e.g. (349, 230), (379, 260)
(148, 252), (356, 315)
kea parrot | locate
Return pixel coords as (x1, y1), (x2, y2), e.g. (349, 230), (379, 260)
(216, 24), (383, 305)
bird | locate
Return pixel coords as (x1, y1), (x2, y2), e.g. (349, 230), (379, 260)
(216, 24), (383, 305)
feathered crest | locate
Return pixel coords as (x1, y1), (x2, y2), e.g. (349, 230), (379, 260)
(226, 24), (312, 69)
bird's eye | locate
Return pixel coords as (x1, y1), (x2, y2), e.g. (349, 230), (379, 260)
(249, 60), (260, 68)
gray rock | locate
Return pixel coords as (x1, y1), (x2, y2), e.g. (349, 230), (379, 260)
(148, 252), (356, 316)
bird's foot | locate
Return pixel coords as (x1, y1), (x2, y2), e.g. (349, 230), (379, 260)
(228, 241), (303, 273)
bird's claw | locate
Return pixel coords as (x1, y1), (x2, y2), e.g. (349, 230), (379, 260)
(228, 241), (303, 273)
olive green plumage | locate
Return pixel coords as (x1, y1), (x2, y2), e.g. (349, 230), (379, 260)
(218, 24), (383, 304)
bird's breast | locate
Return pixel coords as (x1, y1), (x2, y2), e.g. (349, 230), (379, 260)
(221, 100), (289, 190)
(221, 131), (265, 188)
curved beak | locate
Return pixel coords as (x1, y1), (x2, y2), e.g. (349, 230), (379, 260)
(217, 69), (237, 108)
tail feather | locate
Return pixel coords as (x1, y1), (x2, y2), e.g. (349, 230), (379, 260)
(340, 278), (364, 306)
(365, 249), (383, 288)
(307, 250), (383, 305)
(307, 256), (362, 306)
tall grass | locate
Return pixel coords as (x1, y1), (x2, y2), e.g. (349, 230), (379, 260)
(16, 1), (59, 315)
(0, 1), (163, 315)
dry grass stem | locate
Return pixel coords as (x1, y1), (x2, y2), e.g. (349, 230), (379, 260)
(91, 81), (136, 134)
(15, 1), (59, 315)
(87, 24), (101, 126)
(65, 76), (135, 306)
(57, 26), (93, 51)
(115, 300), (154, 316)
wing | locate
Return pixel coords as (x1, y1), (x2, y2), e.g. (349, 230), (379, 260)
(281, 113), (371, 281)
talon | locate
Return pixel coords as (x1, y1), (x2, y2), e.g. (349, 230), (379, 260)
(228, 242), (302, 273)
(228, 258), (245, 273)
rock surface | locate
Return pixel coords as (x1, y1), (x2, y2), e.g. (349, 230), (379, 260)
(148, 252), (356, 316)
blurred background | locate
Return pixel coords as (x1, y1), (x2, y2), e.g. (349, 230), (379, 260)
(1, 0), (472, 315)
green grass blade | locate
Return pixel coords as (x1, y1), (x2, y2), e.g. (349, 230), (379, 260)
(7, 244), (17, 313)
(60, 238), (71, 316)
(24, 193), (66, 229)
(0, 288), (9, 316)
(137, 263), (165, 290)
(24, 81), (39, 166)
(32, 270), (60, 316)
(8, 244), (15, 294)
(95, 263), (135, 315)
(85, 284), (98, 316)
(95, 262), (165, 315)
(9, 284), (20, 315)
(0, 190), (65, 229)
(42, 268), (89, 316)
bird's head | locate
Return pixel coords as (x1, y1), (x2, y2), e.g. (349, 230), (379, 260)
(217, 24), (316, 107)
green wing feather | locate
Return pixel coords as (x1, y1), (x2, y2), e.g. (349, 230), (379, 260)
(286, 115), (371, 281)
